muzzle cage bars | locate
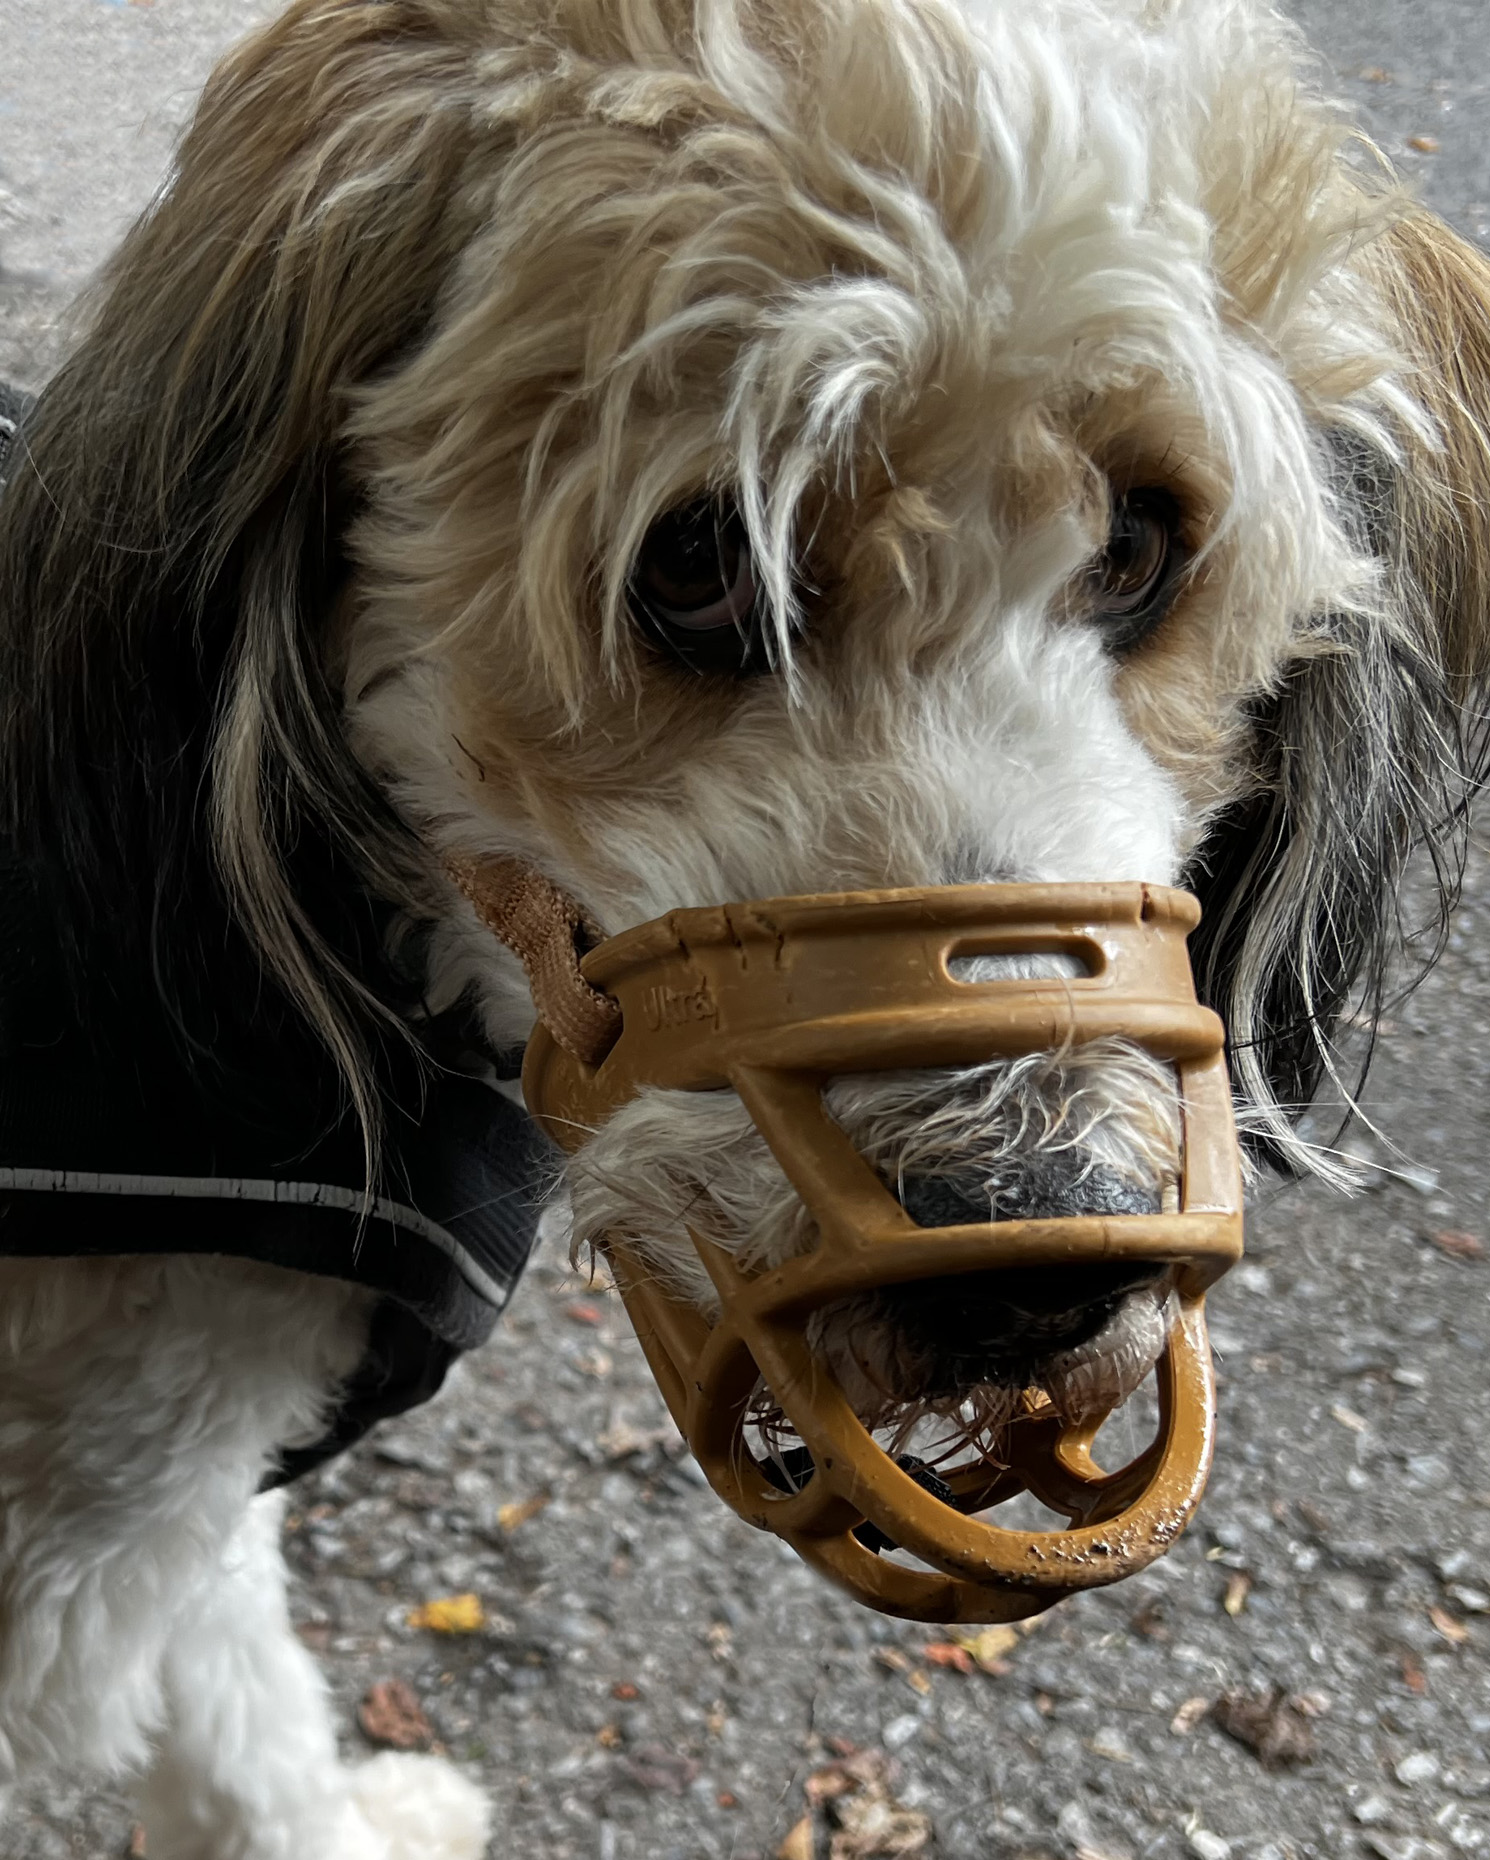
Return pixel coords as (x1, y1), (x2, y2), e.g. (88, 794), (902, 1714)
(463, 868), (1243, 1624)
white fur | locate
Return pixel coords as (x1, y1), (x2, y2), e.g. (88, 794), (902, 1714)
(0, 1259), (487, 1856)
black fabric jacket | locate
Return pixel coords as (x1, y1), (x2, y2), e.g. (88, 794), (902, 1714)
(0, 380), (549, 1483)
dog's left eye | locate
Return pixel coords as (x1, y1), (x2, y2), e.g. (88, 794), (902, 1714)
(1090, 487), (1188, 651)
(629, 499), (766, 676)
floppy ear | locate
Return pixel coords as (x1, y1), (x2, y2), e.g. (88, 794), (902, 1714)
(1188, 210), (1490, 1175)
(1368, 212), (1490, 692)
(0, 1), (489, 1119)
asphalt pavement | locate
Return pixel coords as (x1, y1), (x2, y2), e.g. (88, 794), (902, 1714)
(1, 4), (1489, 1858)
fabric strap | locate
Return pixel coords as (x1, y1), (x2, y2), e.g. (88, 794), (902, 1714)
(448, 855), (622, 1067)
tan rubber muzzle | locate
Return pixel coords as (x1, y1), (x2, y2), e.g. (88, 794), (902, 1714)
(490, 874), (1242, 1623)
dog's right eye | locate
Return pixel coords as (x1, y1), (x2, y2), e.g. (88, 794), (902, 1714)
(629, 500), (766, 676)
(1090, 486), (1189, 653)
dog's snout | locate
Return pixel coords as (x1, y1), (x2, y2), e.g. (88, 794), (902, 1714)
(893, 1157), (1165, 1393)
(899, 1154), (1161, 1230)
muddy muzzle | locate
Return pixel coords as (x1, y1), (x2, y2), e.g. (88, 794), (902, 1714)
(459, 869), (1243, 1625)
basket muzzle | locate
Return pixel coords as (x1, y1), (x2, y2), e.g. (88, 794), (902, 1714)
(513, 878), (1243, 1624)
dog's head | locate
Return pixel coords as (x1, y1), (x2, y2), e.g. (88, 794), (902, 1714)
(3, 0), (1489, 1445)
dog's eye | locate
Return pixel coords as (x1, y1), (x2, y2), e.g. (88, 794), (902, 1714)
(629, 499), (766, 676)
(1090, 487), (1187, 651)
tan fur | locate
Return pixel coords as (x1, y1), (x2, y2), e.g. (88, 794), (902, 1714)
(1369, 213), (1490, 690)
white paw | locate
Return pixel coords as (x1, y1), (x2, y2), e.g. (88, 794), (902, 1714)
(342, 1752), (491, 1860)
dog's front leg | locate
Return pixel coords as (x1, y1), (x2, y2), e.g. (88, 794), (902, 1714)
(136, 1490), (491, 1860)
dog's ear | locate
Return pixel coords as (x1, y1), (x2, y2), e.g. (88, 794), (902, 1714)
(1368, 213), (1490, 691)
(1188, 210), (1490, 1175)
(0, 0), (487, 1119)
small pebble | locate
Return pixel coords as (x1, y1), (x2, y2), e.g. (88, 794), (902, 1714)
(1396, 1752), (1441, 1786)
(1188, 1831), (1231, 1860)
(882, 1713), (922, 1751)
(1364, 1838), (1448, 1860)
(1354, 1795), (1396, 1827)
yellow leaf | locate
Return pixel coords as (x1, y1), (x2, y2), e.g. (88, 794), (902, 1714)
(497, 1493), (549, 1533)
(407, 1592), (486, 1634)
(951, 1625), (1020, 1670)
(777, 1815), (815, 1860)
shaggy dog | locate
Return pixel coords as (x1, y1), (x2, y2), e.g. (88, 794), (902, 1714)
(0, 0), (1487, 1851)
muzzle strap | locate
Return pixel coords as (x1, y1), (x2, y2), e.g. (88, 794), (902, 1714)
(447, 856), (622, 1067)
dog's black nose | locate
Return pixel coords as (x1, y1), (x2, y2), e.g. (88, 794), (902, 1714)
(894, 1157), (1163, 1393)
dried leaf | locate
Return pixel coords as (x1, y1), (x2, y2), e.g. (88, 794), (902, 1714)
(496, 1493), (549, 1533)
(1212, 1688), (1317, 1767)
(778, 1817), (816, 1860)
(829, 1791), (932, 1858)
(951, 1624), (1020, 1671)
(806, 1750), (894, 1808)
(1401, 1652), (1427, 1695)
(1407, 134), (1441, 153)
(565, 1300), (604, 1326)
(875, 1648), (911, 1674)
(357, 1679), (434, 1751)
(1130, 1598), (1169, 1640)
(597, 1723), (623, 1749)
(1429, 1228), (1484, 1260)
(922, 1642), (975, 1674)
(806, 1764), (862, 1808)
(906, 1669), (932, 1697)
(718, 1791), (740, 1809)
(1223, 1572), (1253, 1617)
(1430, 1605), (1470, 1646)
(1360, 65), (1393, 81)
(804, 1750), (932, 1859)
(128, 1829), (147, 1858)
(612, 1681), (641, 1701)
(1171, 1696), (1212, 1735)
(406, 1592), (486, 1634)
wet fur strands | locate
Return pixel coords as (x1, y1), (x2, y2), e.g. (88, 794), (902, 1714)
(2, 1), (1490, 1852)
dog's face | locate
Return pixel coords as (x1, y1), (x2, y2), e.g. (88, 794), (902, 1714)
(332, 0), (1445, 1436)
(15, 0), (1487, 1452)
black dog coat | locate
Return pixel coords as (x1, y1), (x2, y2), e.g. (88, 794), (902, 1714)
(0, 381), (550, 1483)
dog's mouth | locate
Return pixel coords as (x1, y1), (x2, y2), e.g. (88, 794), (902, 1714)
(777, 1153), (1179, 1473)
(566, 1039), (1186, 1466)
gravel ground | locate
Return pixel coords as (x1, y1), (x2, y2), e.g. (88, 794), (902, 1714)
(2, 4), (1489, 1858)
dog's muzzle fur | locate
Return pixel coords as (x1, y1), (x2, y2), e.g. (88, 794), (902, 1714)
(566, 1034), (1184, 1437)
